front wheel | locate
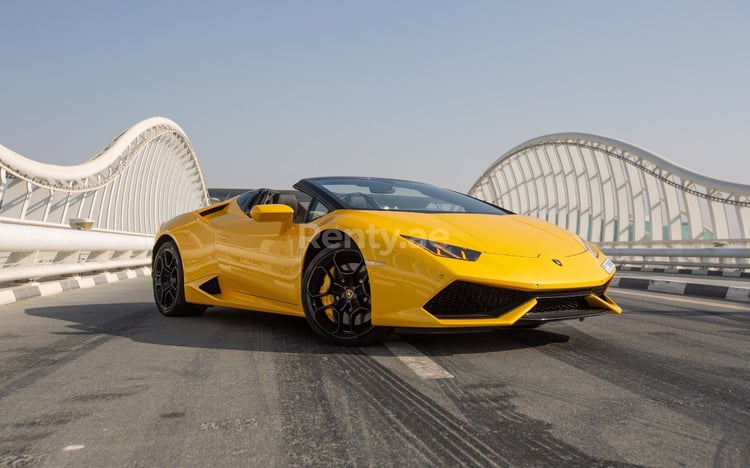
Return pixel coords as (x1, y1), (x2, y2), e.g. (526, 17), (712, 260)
(152, 241), (206, 317)
(302, 247), (390, 345)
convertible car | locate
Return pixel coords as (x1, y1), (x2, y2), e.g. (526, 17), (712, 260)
(152, 176), (621, 345)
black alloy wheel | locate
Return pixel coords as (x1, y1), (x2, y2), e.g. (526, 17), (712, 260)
(152, 241), (205, 317)
(302, 247), (390, 345)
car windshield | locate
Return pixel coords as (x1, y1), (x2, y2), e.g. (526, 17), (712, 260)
(306, 177), (508, 214)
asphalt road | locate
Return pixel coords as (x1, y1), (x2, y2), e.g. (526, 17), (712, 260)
(1, 278), (748, 467)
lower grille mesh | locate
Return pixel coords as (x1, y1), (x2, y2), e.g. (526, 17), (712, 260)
(424, 281), (528, 318)
(424, 281), (608, 319)
(533, 296), (591, 312)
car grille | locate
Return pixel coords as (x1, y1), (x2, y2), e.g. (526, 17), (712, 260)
(424, 280), (608, 319)
(533, 295), (591, 312)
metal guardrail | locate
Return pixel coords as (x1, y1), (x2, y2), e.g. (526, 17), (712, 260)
(602, 243), (750, 272)
(1, 216), (748, 287)
(0, 218), (152, 284)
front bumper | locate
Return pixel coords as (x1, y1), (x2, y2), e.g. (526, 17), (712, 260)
(368, 248), (621, 328)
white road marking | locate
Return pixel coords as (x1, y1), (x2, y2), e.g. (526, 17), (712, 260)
(62, 445), (85, 452)
(611, 288), (750, 311)
(385, 341), (454, 380)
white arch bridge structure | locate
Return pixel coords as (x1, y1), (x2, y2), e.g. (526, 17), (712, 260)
(469, 133), (750, 271)
(0, 117), (208, 285)
(1, 120), (749, 289)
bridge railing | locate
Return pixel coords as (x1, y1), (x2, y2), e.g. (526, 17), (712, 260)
(0, 218), (152, 285)
(600, 240), (750, 273)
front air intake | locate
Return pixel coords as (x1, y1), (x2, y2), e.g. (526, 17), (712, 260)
(424, 281), (609, 319)
(423, 281), (528, 318)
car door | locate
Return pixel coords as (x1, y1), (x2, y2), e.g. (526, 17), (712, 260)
(213, 193), (304, 306)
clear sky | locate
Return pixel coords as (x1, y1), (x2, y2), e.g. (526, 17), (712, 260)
(1, 1), (748, 191)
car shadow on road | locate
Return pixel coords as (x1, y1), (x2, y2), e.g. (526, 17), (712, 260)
(390, 327), (571, 356)
(24, 302), (572, 355)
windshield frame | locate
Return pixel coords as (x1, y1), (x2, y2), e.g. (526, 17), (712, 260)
(294, 176), (510, 215)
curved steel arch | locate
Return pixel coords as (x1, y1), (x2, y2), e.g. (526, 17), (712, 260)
(0, 117), (209, 235)
(469, 133), (750, 244)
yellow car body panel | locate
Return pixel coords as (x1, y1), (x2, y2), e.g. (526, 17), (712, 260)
(156, 192), (620, 329)
(163, 201), (306, 317)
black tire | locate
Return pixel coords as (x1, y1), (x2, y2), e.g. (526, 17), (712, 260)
(302, 246), (390, 345)
(152, 241), (206, 317)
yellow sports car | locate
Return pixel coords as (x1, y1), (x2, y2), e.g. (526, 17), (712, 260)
(152, 176), (621, 345)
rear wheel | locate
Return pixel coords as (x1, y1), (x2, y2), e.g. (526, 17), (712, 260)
(302, 246), (390, 345)
(153, 241), (206, 317)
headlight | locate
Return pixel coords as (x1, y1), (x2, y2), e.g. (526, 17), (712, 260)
(579, 237), (616, 273)
(402, 235), (481, 261)
(580, 237), (600, 259)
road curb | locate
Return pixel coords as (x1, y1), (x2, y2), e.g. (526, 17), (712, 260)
(611, 276), (750, 303)
(0, 267), (151, 306)
(617, 266), (750, 278)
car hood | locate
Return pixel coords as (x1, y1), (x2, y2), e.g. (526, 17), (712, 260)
(334, 211), (588, 258)
(431, 214), (587, 257)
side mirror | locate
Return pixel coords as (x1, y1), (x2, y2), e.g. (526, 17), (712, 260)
(250, 204), (294, 224)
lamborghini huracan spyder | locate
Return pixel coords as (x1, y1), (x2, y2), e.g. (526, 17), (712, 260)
(152, 176), (621, 345)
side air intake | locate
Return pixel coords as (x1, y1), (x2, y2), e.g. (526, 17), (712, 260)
(199, 203), (230, 217)
(199, 277), (222, 295)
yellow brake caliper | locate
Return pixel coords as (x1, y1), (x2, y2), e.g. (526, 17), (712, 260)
(321, 267), (336, 323)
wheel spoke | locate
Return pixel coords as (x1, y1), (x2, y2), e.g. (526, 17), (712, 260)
(163, 251), (174, 269)
(312, 303), (333, 315)
(163, 290), (175, 307)
(331, 251), (347, 276)
(348, 307), (369, 330)
(352, 283), (368, 296)
(154, 284), (164, 303)
(332, 252), (359, 279)
(313, 305), (343, 334)
(154, 258), (163, 278)
(352, 259), (366, 277)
